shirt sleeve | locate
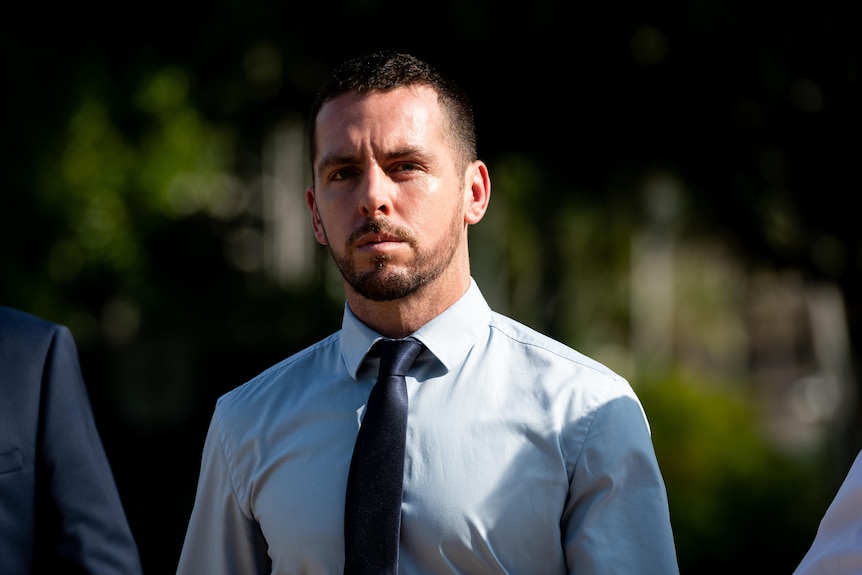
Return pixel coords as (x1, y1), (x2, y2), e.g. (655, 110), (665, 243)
(176, 410), (271, 575)
(562, 393), (680, 575)
(793, 450), (862, 575)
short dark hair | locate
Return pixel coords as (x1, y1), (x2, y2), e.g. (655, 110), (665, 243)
(308, 51), (477, 177)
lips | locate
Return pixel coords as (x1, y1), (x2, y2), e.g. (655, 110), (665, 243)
(348, 219), (408, 250)
(355, 233), (403, 248)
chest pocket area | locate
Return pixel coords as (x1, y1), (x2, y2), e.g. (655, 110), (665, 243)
(0, 448), (24, 476)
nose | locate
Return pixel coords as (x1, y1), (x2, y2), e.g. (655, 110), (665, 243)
(357, 166), (393, 217)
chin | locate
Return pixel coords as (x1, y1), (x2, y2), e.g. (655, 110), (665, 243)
(351, 268), (425, 302)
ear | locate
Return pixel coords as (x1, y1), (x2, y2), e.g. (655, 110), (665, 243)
(305, 185), (328, 245)
(464, 160), (490, 225)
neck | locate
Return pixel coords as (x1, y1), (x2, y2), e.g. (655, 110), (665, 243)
(345, 264), (471, 339)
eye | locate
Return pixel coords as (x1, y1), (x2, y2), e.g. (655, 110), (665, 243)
(330, 167), (359, 182)
(392, 161), (421, 174)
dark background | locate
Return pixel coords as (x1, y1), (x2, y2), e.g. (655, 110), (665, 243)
(2, 1), (861, 572)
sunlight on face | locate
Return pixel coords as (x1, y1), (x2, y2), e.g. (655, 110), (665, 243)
(311, 87), (468, 302)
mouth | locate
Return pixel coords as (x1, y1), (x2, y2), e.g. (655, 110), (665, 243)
(355, 233), (404, 249)
(349, 219), (412, 252)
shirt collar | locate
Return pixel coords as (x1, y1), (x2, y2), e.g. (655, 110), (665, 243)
(340, 278), (491, 380)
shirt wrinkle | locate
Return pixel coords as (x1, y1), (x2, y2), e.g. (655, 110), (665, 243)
(567, 396), (603, 481)
(213, 402), (252, 521)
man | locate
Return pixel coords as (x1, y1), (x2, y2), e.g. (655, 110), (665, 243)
(177, 51), (679, 574)
(793, 448), (862, 575)
(0, 306), (142, 574)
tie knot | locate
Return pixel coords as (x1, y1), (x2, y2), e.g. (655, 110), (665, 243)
(377, 338), (424, 377)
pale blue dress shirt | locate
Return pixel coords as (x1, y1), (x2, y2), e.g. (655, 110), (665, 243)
(793, 449), (862, 575)
(177, 279), (679, 574)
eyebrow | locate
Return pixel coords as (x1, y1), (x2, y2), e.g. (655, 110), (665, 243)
(316, 147), (430, 178)
(316, 153), (358, 179)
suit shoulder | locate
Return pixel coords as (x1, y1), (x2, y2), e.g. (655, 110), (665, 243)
(0, 306), (59, 336)
(0, 306), (70, 361)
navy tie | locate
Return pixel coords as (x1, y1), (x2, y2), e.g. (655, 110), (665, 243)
(344, 338), (424, 575)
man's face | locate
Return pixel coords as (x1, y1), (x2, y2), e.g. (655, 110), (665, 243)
(306, 86), (469, 301)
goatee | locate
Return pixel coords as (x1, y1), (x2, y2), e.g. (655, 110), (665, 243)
(326, 216), (458, 302)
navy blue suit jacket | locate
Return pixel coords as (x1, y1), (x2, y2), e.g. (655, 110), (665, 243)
(0, 306), (142, 574)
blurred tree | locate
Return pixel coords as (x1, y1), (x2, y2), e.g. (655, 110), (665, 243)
(639, 369), (828, 574)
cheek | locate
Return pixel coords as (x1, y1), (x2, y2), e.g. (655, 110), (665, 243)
(314, 205), (346, 245)
(413, 178), (464, 219)
(412, 201), (463, 239)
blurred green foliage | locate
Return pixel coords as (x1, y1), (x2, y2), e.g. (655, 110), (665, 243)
(639, 370), (832, 573)
(29, 66), (237, 331)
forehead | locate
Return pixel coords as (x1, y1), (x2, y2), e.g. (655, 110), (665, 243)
(314, 86), (447, 155)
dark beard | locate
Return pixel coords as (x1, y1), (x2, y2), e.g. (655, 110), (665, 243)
(346, 257), (431, 301)
(327, 217), (459, 302)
